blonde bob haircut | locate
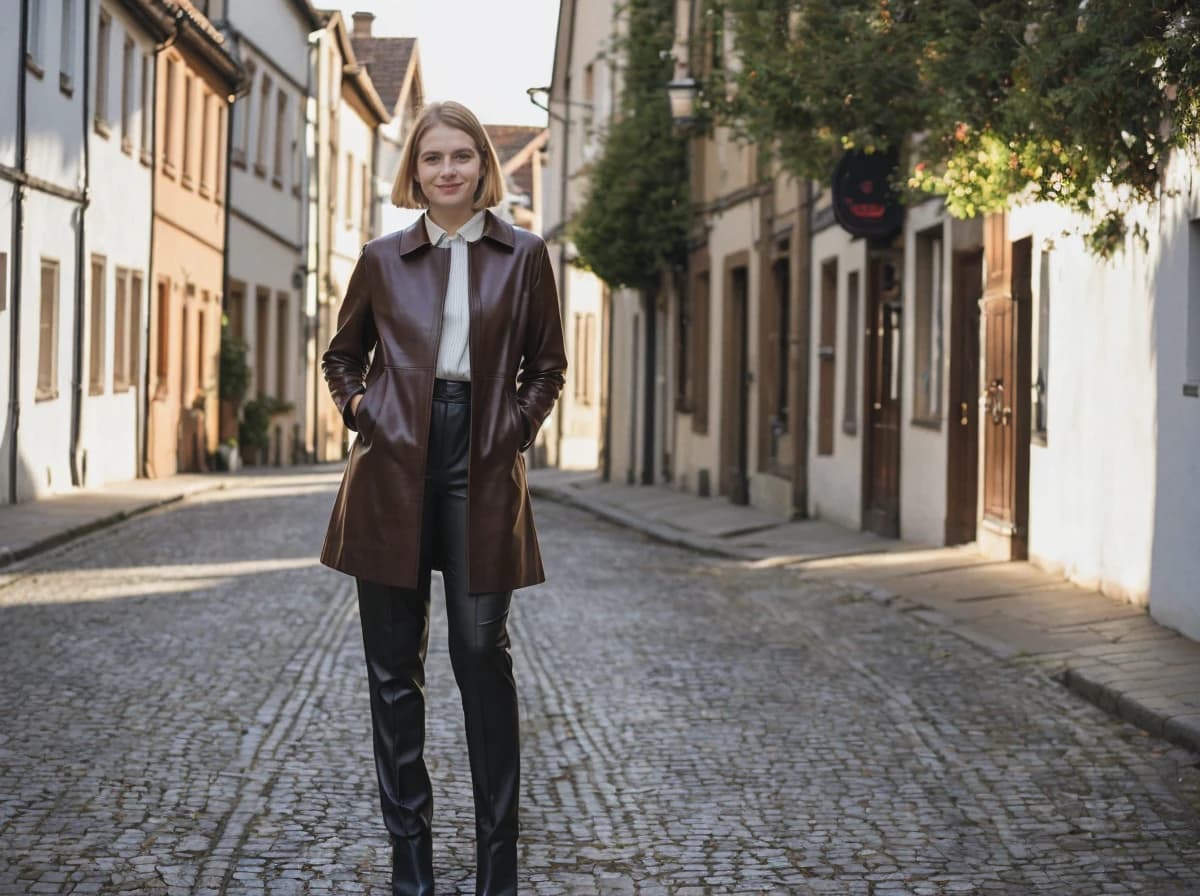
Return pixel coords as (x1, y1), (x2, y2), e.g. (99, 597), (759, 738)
(391, 101), (506, 210)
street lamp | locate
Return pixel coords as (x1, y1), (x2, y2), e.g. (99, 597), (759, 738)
(666, 75), (699, 128)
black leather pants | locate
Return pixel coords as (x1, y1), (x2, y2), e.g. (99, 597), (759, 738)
(357, 379), (519, 896)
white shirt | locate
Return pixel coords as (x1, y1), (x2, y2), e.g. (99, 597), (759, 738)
(425, 210), (486, 381)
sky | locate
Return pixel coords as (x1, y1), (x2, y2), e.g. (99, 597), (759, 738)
(333, 1), (561, 127)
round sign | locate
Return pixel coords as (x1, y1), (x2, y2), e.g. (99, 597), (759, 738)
(832, 150), (904, 239)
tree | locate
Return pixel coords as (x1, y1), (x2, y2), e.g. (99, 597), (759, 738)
(572, 0), (690, 290)
(710, 0), (1200, 253)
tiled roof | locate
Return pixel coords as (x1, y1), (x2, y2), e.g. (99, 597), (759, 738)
(162, 0), (225, 44)
(351, 36), (417, 113)
(485, 125), (548, 199)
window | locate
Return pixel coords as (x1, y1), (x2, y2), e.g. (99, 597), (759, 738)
(214, 102), (226, 200)
(913, 226), (944, 424)
(692, 271), (711, 433)
(255, 287), (271, 397)
(676, 273), (692, 411)
(155, 280), (170, 390)
(1033, 250), (1051, 438)
(273, 90), (287, 186)
(361, 162), (370, 235)
(163, 58), (177, 172)
(89, 256), (106, 395)
(276, 293), (289, 400)
(197, 302), (207, 400)
(113, 268), (144, 392)
(180, 289), (192, 404)
(772, 257), (790, 431)
(817, 258), (837, 455)
(581, 62), (596, 159)
(345, 153), (354, 227)
(37, 259), (60, 400)
(181, 73), (194, 186)
(0, 253), (7, 312)
(291, 101), (303, 196)
(255, 74), (272, 175)
(233, 60), (256, 167)
(60, 0), (77, 94)
(199, 90), (212, 194)
(328, 144), (339, 212)
(120, 37), (135, 152)
(94, 10), (111, 127)
(1187, 220), (1200, 390)
(26, 0), (43, 74)
(140, 53), (152, 162)
(573, 312), (595, 405)
(113, 268), (129, 390)
(843, 270), (861, 435)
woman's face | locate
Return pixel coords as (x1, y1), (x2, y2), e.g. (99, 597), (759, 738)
(414, 123), (483, 220)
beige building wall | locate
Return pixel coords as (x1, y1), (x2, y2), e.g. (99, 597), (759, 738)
(147, 43), (231, 478)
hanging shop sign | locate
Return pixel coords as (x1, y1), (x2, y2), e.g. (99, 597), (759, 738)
(832, 150), (904, 239)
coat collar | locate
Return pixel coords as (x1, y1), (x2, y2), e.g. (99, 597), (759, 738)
(397, 209), (515, 256)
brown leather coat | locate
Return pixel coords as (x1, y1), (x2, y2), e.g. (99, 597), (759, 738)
(320, 211), (566, 592)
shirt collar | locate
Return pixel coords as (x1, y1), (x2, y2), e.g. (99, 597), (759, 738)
(425, 210), (487, 246)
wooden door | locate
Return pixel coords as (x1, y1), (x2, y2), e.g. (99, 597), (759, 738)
(862, 251), (903, 537)
(980, 216), (1031, 558)
(722, 265), (751, 504)
(945, 249), (983, 544)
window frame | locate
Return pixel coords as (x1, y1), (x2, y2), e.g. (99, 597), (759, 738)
(911, 225), (945, 427)
(37, 258), (61, 402)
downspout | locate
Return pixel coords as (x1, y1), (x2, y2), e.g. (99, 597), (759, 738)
(641, 287), (656, 484)
(143, 13), (182, 477)
(9, 0), (30, 503)
(69, 0), (94, 487)
(306, 27), (322, 462)
(556, 0), (576, 473)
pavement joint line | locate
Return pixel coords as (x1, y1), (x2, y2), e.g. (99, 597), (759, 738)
(532, 479), (1200, 759)
(196, 579), (356, 895)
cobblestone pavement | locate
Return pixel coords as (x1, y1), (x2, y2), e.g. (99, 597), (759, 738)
(1, 470), (1198, 896)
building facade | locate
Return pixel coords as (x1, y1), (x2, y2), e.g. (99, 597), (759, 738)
(215, 0), (322, 467)
(543, 0), (619, 473)
(146, 2), (241, 478)
(305, 10), (387, 464)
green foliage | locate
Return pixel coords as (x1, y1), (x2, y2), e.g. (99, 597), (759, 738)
(218, 317), (251, 405)
(238, 396), (292, 454)
(571, 0), (690, 290)
(710, 0), (1200, 253)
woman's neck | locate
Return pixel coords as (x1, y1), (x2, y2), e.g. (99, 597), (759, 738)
(427, 207), (476, 236)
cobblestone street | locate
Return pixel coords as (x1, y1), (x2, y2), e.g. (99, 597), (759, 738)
(1, 470), (1198, 895)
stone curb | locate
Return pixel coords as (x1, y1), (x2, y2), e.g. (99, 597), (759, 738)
(532, 480), (1200, 758)
(0, 480), (232, 571)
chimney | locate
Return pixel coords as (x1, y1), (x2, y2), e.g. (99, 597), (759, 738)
(352, 11), (375, 39)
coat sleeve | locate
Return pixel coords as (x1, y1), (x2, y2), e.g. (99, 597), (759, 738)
(516, 242), (567, 451)
(322, 247), (378, 431)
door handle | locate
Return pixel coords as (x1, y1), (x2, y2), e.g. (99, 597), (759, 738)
(960, 401), (969, 426)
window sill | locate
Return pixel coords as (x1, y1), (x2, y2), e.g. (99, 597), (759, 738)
(121, 137), (133, 157)
(675, 397), (694, 414)
(162, 160), (177, 179)
(272, 176), (283, 191)
(1031, 432), (1048, 447)
(253, 163), (268, 179)
(1184, 382), (1199, 399)
(140, 149), (152, 168)
(25, 56), (44, 80)
(198, 183), (211, 199)
(232, 155), (247, 171)
(181, 174), (194, 191)
(842, 421), (858, 437)
(35, 388), (58, 402)
(94, 117), (112, 140)
(910, 417), (942, 431)
(88, 385), (105, 397)
(59, 72), (73, 97)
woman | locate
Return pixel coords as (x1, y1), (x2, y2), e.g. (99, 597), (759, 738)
(320, 101), (566, 896)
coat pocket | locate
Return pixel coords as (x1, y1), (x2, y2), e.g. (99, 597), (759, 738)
(356, 376), (387, 442)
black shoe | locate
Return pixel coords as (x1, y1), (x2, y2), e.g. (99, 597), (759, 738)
(391, 834), (434, 896)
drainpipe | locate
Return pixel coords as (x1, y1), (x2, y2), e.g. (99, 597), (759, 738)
(306, 27), (321, 462)
(9, 0), (30, 503)
(641, 287), (657, 484)
(69, 0), (94, 487)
